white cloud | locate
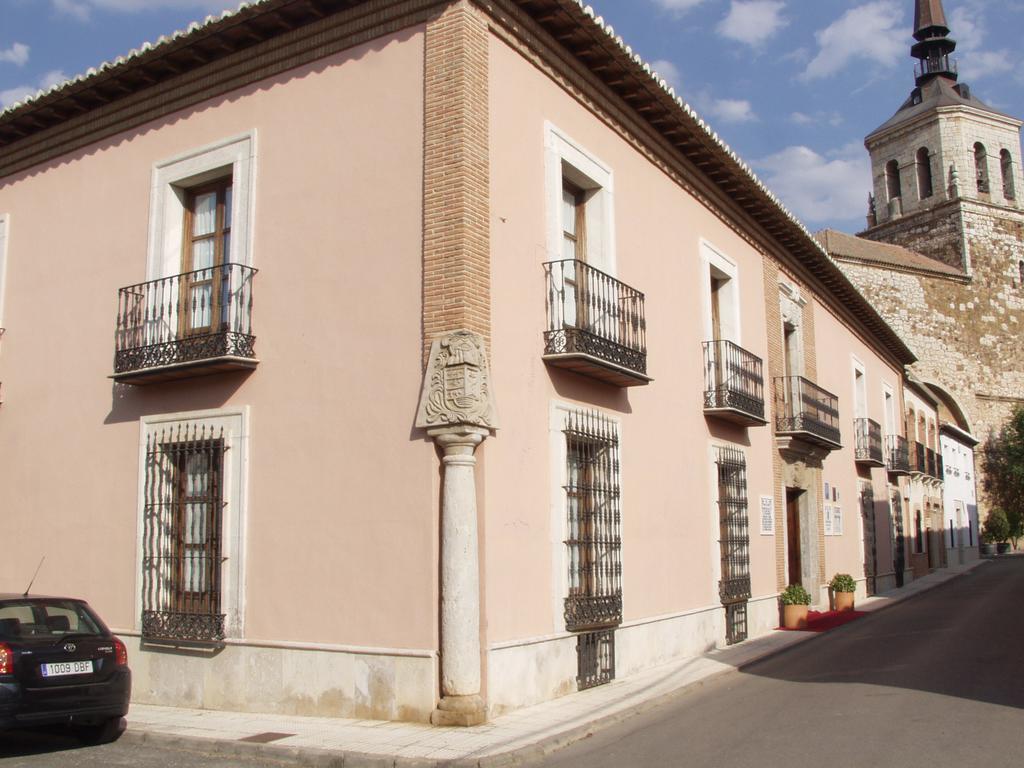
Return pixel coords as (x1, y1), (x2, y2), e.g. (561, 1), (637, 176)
(52, 0), (241, 21)
(651, 0), (709, 13)
(800, 1), (904, 81)
(789, 110), (843, 127)
(651, 59), (683, 92)
(961, 50), (1015, 80)
(753, 142), (870, 224)
(947, 4), (1017, 82)
(716, 1), (788, 46)
(0, 42), (30, 67)
(0, 85), (34, 108)
(52, 0), (91, 22)
(707, 97), (758, 123)
(0, 70), (68, 109)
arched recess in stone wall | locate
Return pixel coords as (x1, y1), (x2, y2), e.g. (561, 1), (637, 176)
(922, 381), (973, 435)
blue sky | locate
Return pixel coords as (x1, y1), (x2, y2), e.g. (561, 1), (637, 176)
(1, 0), (1022, 233)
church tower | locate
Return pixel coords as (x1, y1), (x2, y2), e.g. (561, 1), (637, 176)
(862, 0), (1023, 270)
(823, 0), (1024, 533)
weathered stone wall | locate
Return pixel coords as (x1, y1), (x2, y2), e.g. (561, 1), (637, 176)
(861, 199), (965, 269)
(839, 201), (1024, 517)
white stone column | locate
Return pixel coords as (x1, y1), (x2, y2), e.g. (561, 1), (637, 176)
(415, 330), (497, 727)
(430, 426), (487, 726)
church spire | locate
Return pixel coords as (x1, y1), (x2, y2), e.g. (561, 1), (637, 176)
(914, 0), (949, 38)
(911, 0), (957, 86)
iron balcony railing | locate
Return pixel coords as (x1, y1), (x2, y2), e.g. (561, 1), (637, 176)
(702, 340), (766, 425)
(912, 441), (927, 474)
(543, 259), (647, 385)
(774, 376), (841, 449)
(886, 434), (911, 474)
(115, 264), (257, 378)
(854, 418), (884, 465)
(926, 448), (939, 479)
(914, 56), (957, 81)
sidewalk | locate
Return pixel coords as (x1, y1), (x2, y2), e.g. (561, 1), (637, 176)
(124, 558), (988, 767)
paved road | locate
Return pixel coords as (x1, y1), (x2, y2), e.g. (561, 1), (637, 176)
(540, 557), (1024, 768)
(2, 559), (1021, 767)
(0, 729), (297, 767)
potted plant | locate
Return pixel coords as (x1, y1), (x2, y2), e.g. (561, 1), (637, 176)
(829, 573), (857, 612)
(984, 507), (1012, 555)
(780, 584), (811, 629)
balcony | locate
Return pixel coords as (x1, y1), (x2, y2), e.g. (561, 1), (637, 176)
(543, 259), (650, 387)
(886, 435), (911, 475)
(113, 264), (257, 385)
(911, 441), (927, 475)
(926, 448), (942, 481)
(702, 340), (767, 426)
(774, 376), (842, 451)
(854, 418), (885, 466)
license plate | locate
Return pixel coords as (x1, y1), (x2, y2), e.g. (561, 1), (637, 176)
(40, 660), (94, 678)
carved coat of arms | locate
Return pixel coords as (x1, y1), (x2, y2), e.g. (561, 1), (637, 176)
(416, 331), (498, 430)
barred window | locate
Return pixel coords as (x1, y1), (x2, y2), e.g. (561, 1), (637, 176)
(716, 447), (750, 645)
(563, 410), (622, 633)
(142, 423), (227, 643)
(576, 629), (615, 691)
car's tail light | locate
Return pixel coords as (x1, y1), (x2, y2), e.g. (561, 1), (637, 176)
(113, 637), (128, 667)
(0, 643), (12, 675)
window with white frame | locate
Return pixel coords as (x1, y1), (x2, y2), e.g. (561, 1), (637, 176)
(147, 133), (255, 281)
(138, 409), (248, 644)
(545, 123), (615, 275)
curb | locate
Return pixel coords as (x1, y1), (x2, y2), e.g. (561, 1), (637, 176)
(120, 561), (989, 767)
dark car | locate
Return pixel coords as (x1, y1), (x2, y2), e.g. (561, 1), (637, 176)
(0, 595), (130, 743)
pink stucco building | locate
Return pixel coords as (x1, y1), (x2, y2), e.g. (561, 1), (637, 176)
(0, 0), (945, 725)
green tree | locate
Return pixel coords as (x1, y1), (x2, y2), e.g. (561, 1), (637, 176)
(983, 507), (1011, 545)
(982, 406), (1024, 547)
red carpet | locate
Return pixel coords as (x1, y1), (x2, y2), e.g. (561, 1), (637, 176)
(779, 609), (867, 632)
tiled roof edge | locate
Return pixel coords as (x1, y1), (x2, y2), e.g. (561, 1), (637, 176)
(0, 0), (275, 120)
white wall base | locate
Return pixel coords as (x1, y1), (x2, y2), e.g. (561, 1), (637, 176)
(487, 596), (782, 717)
(129, 639), (437, 723)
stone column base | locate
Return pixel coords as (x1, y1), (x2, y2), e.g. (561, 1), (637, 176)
(430, 694), (487, 727)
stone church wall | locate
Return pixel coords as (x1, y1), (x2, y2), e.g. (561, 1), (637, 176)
(840, 202), (1024, 506)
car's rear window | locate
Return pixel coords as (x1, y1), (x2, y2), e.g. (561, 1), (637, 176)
(0, 600), (104, 641)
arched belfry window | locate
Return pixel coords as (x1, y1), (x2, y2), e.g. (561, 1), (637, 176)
(1002, 149), (1016, 200)
(886, 160), (902, 201)
(916, 148), (933, 199)
(975, 143), (990, 194)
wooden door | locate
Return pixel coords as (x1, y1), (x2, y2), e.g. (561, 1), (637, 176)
(786, 488), (803, 586)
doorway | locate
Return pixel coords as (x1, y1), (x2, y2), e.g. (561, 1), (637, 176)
(786, 488), (804, 586)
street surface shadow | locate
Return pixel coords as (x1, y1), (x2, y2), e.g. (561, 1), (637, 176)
(0, 724), (99, 758)
(738, 559), (1024, 709)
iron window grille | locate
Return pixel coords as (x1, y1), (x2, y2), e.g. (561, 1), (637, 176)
(724, 602), (748, 647)
(563, 410), (623, 632)
(716, 447), (751, 644)
(142, 423), (227, 643)
(576, 629), (615, 690)
(860, 483), (878, 596)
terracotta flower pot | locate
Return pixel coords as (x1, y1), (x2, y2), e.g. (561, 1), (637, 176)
(783, 604), (809, 630)
(834, 591), (855, 612)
